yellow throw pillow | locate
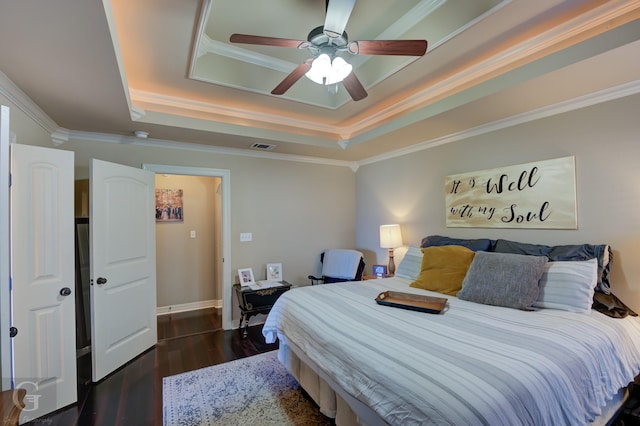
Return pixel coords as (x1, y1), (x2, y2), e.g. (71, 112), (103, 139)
(410, 246), (475, 296)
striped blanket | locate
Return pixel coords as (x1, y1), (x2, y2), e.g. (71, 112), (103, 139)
(263, 278), (640, 425)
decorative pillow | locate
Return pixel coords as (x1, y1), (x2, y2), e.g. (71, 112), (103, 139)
(493, 239), (611, 294)
(410, 246), (475, 296)
(533, 258), (597, 312)
(421, 235), (493, 252)
(395, 247), (423, 281)
(457, 251), (547, 310)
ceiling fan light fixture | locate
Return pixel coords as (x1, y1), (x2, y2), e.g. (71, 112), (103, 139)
(305, 53), (331, 84)
(229, 0), (427, 101)
(305, 54), (352, 86)
(327, 56), (352, 85)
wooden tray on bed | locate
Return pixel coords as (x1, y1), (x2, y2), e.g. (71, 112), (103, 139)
(375, 291), (447, 314)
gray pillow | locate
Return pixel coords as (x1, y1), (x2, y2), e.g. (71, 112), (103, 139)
(457, 251), (547, 310)
(421, 235), (493, 252)
(492, 239), (611, 294)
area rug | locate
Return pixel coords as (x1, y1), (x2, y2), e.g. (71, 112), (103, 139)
(162, 350), (333, 425)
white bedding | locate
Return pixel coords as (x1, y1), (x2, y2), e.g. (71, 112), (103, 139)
(263, 277), (640, 425)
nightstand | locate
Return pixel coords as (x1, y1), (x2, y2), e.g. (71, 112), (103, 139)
(234, 282), (292, 338)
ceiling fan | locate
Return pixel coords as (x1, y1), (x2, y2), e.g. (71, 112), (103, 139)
(229, 0), (428, 101)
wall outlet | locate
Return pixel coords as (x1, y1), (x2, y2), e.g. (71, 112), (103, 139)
(240, 232), (252, 242)
(190, 230), (196, 238)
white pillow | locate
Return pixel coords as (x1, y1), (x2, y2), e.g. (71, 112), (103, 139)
(394, 247), (423, 281)
(533, 258), (597, 313)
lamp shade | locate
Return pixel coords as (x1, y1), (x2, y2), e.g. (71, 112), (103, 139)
(380, 224), (402, 248)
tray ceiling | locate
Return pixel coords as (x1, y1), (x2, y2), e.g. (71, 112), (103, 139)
(0, 0), (639, 162)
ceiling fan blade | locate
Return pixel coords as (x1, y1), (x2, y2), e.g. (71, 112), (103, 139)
(230, 34), (309, 49)
(342, 72), (367, 101)
(271, 62), (313, 95)
(348, 40), (428, 56)
(323, 0), (356, 38)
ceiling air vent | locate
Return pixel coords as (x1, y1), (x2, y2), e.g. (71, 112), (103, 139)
(250, 142), (276, 150)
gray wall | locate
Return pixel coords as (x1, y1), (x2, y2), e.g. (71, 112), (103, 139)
(2, 91), (357, 318)
(5, 90), (640, 316)
(66, 139), (358, 294)
(356, 93), (640, 312)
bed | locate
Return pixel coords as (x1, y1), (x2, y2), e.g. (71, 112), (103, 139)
(263, 238), (640, 425)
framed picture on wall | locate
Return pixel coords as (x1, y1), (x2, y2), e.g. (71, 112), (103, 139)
(266, 263), (283, 281)
(238, 268), (255, 287)
(155, 189), (184, 222)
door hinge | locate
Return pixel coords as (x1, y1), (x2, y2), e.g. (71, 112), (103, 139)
(8, 173), (11, 187)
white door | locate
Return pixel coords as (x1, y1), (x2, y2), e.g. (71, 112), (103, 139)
(11, 144), (76, 423)
(1, 106), (11, 390)
(90, 159), (156, 382)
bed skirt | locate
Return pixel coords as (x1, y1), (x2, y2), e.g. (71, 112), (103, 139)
(277, 333), (628, 426)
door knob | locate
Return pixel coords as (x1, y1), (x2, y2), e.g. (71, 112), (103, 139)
(9, 327), (17, 338)
(59, 287), (72, 296)
(96, 277), (107, 285)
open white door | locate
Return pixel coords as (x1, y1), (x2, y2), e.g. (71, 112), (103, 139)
(11, 144), (76, 423)
(90, 159), (156, 382)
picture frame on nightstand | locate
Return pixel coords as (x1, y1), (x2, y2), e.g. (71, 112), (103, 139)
(372, 264), (387, 277)
(266, 263), (283, 281)
(238, 268), (255, 287)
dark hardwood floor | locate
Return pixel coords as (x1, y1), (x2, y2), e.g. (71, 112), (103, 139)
(26, 309), (277, 426)
(157, 307), (222, 340)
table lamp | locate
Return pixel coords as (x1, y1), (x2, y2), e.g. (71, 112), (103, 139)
(380, 224), (402, 275)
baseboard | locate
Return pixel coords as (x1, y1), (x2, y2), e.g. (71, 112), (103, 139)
(157, 299), (222, 315)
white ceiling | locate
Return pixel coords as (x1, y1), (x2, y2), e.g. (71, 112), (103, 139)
(0, 0), (639, 163)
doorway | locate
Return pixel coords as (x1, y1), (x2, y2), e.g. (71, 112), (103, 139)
(143, 164), (233, 331)
(155, 173), (223, 339)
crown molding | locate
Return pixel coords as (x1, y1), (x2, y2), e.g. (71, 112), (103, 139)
(380, 0), (445, 40)
(202, 38), (297, 74)
(137, 0), (640, 146)
(2, 66), (637, 172)
(130, 89), (343, 138)
(65, 129), (359, 170)
(120, 79), (640, 170)
(130, 105), (146, 121)
(340, 0), (640, 138)
(337, 140), (350, 150)
(359, 79), (640, 166)
(0, 70), (58, 134)
(51, 128), (70, 146)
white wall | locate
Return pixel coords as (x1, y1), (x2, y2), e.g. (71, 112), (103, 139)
(356, 93), (640, 312)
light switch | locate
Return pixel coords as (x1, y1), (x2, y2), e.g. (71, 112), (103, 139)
(190, 230), (196, 238)
(240, 232), (252, 242)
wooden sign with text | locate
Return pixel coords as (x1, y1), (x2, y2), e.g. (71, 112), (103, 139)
(445, 157), (577, 229)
